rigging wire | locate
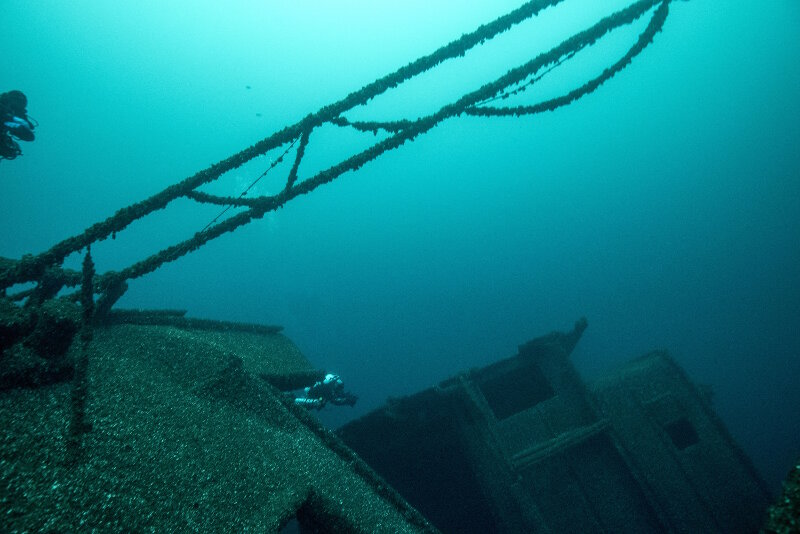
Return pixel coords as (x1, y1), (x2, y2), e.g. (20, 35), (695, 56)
(199, 137), (300, 233)
(475, 49), (578, 108)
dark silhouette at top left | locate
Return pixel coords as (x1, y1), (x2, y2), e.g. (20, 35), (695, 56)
(1, 90), (36, 162)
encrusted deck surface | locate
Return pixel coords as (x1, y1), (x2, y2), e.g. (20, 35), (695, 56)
(0, 322), (434, 532)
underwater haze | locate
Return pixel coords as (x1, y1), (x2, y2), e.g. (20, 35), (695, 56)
(2, 0), (799, 493)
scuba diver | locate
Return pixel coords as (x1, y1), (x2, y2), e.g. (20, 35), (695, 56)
(294, 373), (358, 410)
(1, 90), (36, 162)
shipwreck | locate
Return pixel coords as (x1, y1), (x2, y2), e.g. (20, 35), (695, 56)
(3, 1), (787, 531)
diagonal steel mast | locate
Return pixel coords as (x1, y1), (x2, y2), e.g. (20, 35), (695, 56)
(0, 0), (674, 313)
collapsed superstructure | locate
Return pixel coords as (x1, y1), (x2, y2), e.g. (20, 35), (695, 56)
(0, 310), (776, 532)
(339, 319), (772, 533)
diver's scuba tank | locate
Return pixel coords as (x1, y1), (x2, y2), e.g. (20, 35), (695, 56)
(4, 116), (35, 142)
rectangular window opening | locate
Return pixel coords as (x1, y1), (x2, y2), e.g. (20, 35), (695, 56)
(664, 417), (699, 450)
(478, 364), (555, 420)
